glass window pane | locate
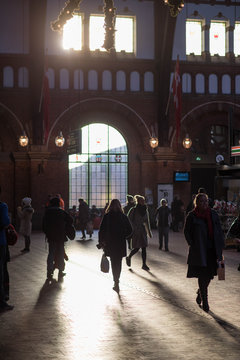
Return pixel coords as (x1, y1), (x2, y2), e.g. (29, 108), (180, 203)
(234, 22), (240, 56)
(186, 20), (202, 55)
(63, 15), (82, 50)
(115, 17), (134, 53)
(210, 21), (226, 56)
(89, 16), (105, 51)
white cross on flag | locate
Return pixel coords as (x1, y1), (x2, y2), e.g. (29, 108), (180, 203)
(172, 56), (182, 144)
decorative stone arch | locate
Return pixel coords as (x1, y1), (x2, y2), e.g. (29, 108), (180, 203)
(170, 100), (240, 147)
(47, 97), (152, 152)
(0, 102), (28, 151)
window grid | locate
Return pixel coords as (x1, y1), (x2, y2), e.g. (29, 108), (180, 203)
(69, 125), (128, 209)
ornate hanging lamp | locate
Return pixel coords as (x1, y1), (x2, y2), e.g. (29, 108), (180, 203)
(55, 131), (65, 147)
(164, 0), (184, 17)
(19, 131), (29, 147)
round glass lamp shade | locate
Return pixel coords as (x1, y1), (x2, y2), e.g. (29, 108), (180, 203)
(183, 134), (192, 149)
(19, 133), (29, 147)
(55, 132), (65, 147)
(149, 137), (159, 149)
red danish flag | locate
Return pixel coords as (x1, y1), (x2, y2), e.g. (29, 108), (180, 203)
(172, 56), (182, 144)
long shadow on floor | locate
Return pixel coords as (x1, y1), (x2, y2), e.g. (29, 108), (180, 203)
(34, 279), (62, 308)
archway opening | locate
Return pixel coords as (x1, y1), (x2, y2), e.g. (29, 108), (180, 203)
(68, 123), (128, 209)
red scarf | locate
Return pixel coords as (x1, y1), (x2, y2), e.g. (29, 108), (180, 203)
(194, 207), (213, 240)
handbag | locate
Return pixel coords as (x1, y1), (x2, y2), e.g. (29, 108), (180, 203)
(217, 259), (225, 280)
(100, 253), (109, 273)
(5, 224), (18, 246)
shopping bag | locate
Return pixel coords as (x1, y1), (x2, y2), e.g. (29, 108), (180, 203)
(100, 254), (109, 273)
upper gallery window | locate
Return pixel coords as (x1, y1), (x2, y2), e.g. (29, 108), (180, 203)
(234, 22), (240, 56)
(89, 15), (134, 52)
(210, 21), (226, 56)
(62, 14), (134, 52)
(186, 20), (202, 55)
(63, 14), (82, 50)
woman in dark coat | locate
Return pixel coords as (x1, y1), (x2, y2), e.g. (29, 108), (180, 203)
(98, 199), (132, 293)
(184, 193), (225, 312)
(126, 195), (152, 270)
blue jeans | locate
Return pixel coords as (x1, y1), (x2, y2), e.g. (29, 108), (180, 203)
(158, 226), (169, 250)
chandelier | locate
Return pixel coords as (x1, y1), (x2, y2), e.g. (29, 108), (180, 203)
(164, 0), (184, 17)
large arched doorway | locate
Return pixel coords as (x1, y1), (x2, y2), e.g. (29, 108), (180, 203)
(68, 123), (128, 208)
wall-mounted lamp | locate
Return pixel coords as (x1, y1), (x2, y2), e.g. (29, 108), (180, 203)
(55, 131), (65, 147)
(19, 131), (29, 147)
(182, 134), (192, 149)
(149, 137), (159, 149)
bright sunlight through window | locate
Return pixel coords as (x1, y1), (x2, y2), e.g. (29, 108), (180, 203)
(234, 23), (240, 56)
(63, 15), (82, 50)
(186, 20), (202, 55)
(89, 15), (134, 52)
(210, 21), (226, 56)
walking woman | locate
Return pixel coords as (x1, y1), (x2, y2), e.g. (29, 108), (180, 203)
(126, 195), (152, 271)
(98, 199), (132, 293)
(184, 193), (224, 312)
(17, 197), (34, 253)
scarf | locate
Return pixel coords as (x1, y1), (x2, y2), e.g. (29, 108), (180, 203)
(194, 207), (213, 240)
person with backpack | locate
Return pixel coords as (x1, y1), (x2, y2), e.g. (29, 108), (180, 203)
(43, 196), (75, 282)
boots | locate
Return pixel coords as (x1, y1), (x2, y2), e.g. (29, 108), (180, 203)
(198, 278), (210, 312)
(196, 289), (201, 305)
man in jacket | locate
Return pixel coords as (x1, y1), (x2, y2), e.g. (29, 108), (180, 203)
(43, 197), (74, 282)
(155, 199), (171, 251)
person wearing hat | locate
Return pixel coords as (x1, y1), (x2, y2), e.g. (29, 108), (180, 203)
(17, 197), (34, 253)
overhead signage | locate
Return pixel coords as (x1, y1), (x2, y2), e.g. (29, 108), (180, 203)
(67, 129), (82, 155)
(231, 146), (240, 157)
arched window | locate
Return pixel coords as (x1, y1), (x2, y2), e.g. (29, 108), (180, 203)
(116, 71), (126, 91)
(130, 71), (140, 91)
(182, 73), (191, 93)
(195, 73), (205, 94)
(222, 74), (231, 94)
(18, 67), (29, 88)
(60, 68), (69, 89)
(102, 70), (112, 90)
(3, 66), (14, 88)
(209, 74), (218, 94)
(235, 75), (240, 94)
(88, 70), (98, 90)
(144, 72), (154, 92)
(69, 124), (128, 208)
(47, 68), (55, 89)
(74, 69), (84, 90)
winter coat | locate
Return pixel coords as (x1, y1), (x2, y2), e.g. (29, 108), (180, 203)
(17, 205), (34, 237)
(78, 202), (90, 228)
(42, 206), (73, 243)
(98, 211), (132, 258)
(155, 206), (171, 228)
(128, 205), (152, 248)
(184, 209), (224, 267)
(0, 202), (10, 245)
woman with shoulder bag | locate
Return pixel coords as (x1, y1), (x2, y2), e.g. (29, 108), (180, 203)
(184, 193), (225, 312)
(98, 199), (132, 293)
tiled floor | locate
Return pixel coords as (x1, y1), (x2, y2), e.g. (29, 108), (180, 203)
(1, 229), (240, 360)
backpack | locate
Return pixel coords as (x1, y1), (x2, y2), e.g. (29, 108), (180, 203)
(5, 224), (18, 246)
